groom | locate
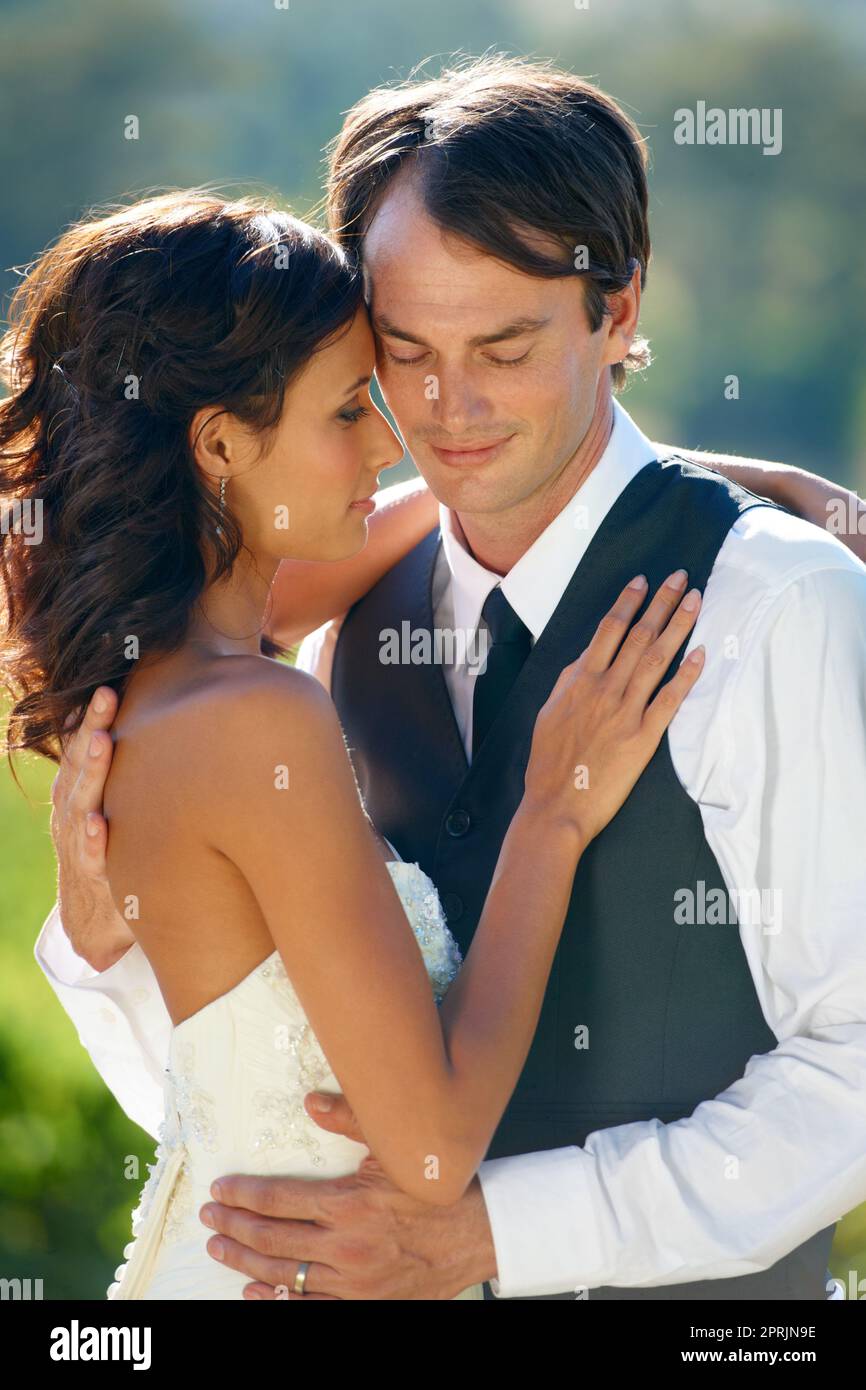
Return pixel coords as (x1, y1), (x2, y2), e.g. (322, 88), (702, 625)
(40, 57), (866, 1300)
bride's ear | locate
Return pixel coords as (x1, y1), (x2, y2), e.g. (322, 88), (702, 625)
(189, 406), (234, 490)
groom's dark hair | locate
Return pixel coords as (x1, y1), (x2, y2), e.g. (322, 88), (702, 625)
(326, 53), (652, 390)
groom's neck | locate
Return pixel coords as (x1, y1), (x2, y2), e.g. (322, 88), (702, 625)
(454, 385), (614, 576)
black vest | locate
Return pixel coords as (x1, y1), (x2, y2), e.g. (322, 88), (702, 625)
(331, 455), (836, 1300)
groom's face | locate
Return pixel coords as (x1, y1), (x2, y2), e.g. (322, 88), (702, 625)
(362, 174), (622, 519)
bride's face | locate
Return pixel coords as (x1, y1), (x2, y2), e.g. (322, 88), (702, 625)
(194, 310), (403, 564)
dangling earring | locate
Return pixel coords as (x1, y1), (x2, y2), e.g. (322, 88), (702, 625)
(215, 475), (227, 537)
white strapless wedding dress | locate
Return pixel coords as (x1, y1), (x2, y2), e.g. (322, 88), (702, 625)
(108, 860), (485, 1300)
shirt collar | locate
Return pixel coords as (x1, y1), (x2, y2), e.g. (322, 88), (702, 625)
(438, 397), (661, 642)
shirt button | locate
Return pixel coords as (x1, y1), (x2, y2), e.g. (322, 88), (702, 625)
(130, 988), (150, 1005)
(445, 809), (471, 837)
(442, 893), (464, 922)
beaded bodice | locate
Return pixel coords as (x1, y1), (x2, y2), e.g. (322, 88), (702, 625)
(108, 860), (462, 1299)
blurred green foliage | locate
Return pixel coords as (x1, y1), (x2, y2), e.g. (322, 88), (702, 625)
(1, 0), (864, 1299)
(1, 0), (864, 483)
(0, 740), (153, 1299)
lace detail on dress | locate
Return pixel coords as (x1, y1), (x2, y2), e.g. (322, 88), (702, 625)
(170, 1041), (218, 1154)
(253, 956), (333, 1162)
(388, 862), (463, 1003)
(248, 869), (463, 1162)
(162, 1158), (194, 1242)
(109, 860), (465, 1299)
(124, 1039), (217, 1251)
(109, 1038), (220, 1296)
(127, 1148), (167, 1242)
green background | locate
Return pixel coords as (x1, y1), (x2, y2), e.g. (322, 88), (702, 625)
(1, 0), (864, 1299)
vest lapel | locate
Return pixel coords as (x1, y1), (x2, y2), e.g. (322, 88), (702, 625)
(462, 457), (676, 783)
(462, 452), (756, 782)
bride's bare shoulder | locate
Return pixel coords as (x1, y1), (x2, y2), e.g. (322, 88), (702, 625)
(183, 654), (360, 856)
(180, 653), (343, 761)
(215, 652), (336, 719)
(108, 652), (344, 819)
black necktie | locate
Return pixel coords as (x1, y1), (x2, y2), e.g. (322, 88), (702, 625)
(471, 586), (532, 759)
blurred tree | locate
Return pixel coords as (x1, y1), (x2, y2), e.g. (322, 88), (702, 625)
(1, 0), (863, 1298)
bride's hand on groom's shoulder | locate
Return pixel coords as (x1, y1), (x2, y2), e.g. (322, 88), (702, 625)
(524, 571), (705, 849)
(50, 686), (135, 971)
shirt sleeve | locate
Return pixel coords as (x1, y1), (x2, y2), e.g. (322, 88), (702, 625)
(294, 615), (344, 693)
(478, 562), (866, 1298)
(34, 903), (170, 1139)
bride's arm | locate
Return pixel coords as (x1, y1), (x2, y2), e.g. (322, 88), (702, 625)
(215, 574), (704, 1207)
(671, 446), (866, 564)
(266, 476), (438, 649)
(266, 455), (866, 652)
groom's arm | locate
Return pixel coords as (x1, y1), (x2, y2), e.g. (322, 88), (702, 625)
(35, 906), (168, 1139)
(34, 688), (169, 1139)
(476, 554), (866, 1296)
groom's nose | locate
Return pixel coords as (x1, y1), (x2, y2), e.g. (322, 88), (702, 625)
(430, 365), (490, 431)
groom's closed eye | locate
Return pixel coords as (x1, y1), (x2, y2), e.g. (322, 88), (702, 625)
(374, 314), (550, 367)
(382, 345), (533, 369)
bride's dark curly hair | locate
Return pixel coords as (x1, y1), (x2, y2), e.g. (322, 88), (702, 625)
(0, 190), (364, 764)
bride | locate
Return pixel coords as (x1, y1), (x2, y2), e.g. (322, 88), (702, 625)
(0, 191), (846, 1301)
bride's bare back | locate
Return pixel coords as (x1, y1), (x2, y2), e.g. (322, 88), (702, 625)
(104, 648), (390, 1026)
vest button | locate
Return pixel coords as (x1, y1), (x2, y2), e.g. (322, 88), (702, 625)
(442, 893), (464, 922)
(445, 809), (471, 837)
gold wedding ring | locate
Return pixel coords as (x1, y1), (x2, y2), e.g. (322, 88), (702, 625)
(292, 1260), (311, 1296)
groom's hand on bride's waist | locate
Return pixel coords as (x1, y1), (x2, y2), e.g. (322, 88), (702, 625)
(51, 686), (135, 971)
(198, 1091), (498, 1300)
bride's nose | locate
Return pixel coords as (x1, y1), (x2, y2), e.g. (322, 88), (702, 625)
(372, 413), (405, 472)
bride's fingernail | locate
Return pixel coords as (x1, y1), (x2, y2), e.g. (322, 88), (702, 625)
(628, 574), (647, 589)
(667, 569), (688, 590)
(681, 588), (700, 611)
(309, 1093), (333, 1113)
(209, 1238), (225, 1261)
(200, 1206), (215, 1228)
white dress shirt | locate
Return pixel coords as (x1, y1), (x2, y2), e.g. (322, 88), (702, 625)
(35, 398), (866, 1298)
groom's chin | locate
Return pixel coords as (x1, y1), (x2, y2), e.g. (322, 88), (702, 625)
(422, 474), (513, 517)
